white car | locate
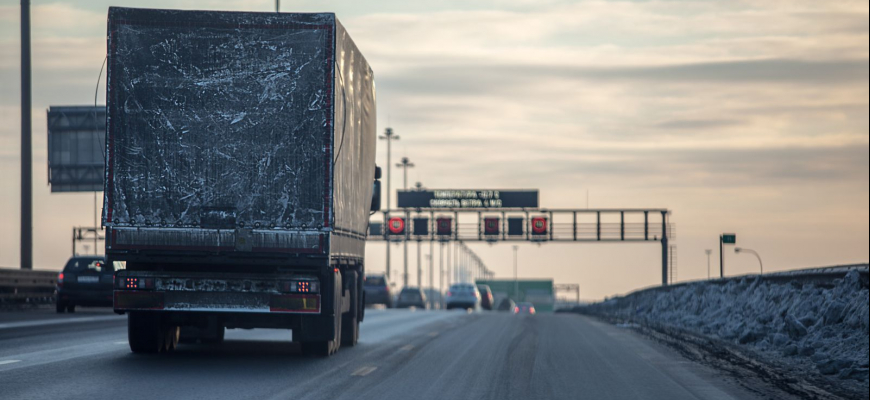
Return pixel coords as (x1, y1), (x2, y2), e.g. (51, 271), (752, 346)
(445, 283), (480, 310)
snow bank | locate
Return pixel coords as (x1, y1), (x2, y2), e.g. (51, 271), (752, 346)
(583, 266), (869, 384)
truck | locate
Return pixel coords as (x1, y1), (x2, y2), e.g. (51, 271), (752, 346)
(103, 7), (380, 356)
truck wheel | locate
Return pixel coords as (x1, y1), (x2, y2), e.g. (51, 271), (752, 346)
(163, 326), (179, 352)
(128, 312), (162, 354)
(342, 272), (359, 347)
(302, 271), (342, 356)
(56, 301), (66, 313)
(67, 304), (76, 313)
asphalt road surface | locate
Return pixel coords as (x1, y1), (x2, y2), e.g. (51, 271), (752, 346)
(1, 307), (787, 400)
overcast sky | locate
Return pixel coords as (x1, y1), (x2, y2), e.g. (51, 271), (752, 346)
(0, 0), (867, 299)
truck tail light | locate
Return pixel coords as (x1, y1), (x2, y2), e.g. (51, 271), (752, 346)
(279, 280), (319, 294)
(119, 276), (155, 290)
(57, 273), (64, 288)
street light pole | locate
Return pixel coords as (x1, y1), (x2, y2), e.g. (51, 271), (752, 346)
(378, 128), (399, 282)
(705, 249), (712, 279)
(20, 0), (32, 270)
(396, 156), (414, 287)
(512, 245), (519, 301)
(735, 247), (763, 275)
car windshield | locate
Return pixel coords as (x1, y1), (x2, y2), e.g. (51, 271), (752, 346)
(64, 258), (112, 273)
(366, 276), (386, 286)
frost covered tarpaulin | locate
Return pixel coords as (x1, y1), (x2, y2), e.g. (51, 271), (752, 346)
(102, 7), (376, 259)
(105, 8), (333, 230)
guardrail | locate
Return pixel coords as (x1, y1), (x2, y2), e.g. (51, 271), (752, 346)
(0, 268), (58, 303)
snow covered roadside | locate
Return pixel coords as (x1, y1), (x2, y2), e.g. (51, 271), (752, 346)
(579, 265), (869, 397)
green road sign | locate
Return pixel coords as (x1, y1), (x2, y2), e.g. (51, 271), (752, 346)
(721, 234), (736, 244)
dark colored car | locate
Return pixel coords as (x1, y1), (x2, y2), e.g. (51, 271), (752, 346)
(364, 274), (393, 308)
(497, 297), (516, 312)
(396, 287), (427, 309)
(476, 284), (494, 310)
(56, 256), (116, 313)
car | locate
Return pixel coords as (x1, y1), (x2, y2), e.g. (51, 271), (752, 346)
(445, 283), (480, 310)
(514, 302), (536, 315)
(56, 256), (116, 313)
(396, 287), (428, 309)
(364, 274), (393, 308)
(497, 297), (516, 312)
(476, 284), (494, 310)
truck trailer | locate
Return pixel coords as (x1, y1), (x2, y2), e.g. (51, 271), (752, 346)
(103, 7), (379, 356)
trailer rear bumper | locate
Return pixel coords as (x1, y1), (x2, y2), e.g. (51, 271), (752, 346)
(113, 271), (322, 314)
(114, 291), (321, 313)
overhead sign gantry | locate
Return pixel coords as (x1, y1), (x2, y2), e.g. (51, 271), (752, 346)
(369, 189), (674, 286)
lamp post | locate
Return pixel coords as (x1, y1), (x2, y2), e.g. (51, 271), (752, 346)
(396, 156), (414, 287)
(512, 245), (519, 302)
(735, 247), (763, 275)
(705, 249), (712, 279)
(378, 128), (399, 282)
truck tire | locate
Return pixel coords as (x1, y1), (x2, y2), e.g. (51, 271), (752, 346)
(67, 304), (76, 313)
(128, 312), (162, 354)
(301, 271), (342, 356)
(342, 272), (359, 347)
(56, 301), (66, 313)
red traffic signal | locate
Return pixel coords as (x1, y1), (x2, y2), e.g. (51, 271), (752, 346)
(531, 216), (547, 235)
(388, 217), (406, 235)
(436, 217), (452, 235)
(484, 217), (499, 235)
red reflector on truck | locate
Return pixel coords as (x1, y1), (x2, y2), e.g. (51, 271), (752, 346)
(114, 291), (165, 310)
(270, 294), (320, 313)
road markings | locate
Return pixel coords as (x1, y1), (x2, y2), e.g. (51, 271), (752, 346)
(351, 366), (377, 377)
(0, 316), (123, 331)
(399, 344), (414, 351)
(114, 341), (128, 345)
(0, 360), (22, 366)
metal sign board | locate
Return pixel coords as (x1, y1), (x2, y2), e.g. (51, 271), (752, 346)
(397, 189), (538, 209)
(721, 234), (736, 244)
(47, 106), (106, 192)
(413, 218), (429, 236)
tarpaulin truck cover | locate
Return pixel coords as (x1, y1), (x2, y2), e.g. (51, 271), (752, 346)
(103, 7), (376, 262)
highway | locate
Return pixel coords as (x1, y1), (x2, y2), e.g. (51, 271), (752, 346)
(1, 308), (788, 400)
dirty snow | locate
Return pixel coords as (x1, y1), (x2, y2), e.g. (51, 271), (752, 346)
(584, 266), (869, 388)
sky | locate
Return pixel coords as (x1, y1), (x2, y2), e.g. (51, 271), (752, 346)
(0, 0), (867, 300)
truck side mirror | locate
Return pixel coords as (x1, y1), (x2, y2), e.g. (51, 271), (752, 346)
(371, 180), (381, 212)
(374, 166), (382, 180)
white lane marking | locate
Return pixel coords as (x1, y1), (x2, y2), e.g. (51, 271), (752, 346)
(0, 360), (22, 366)
(351, 366), (377, 376)
(114, 341), (128, 345)
(399, 344), (414, 351)
(0, 316), (123, 330)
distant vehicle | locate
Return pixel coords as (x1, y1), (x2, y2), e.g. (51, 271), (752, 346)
(364, 275), (393, 308)
(497, 297), (516, 312)
(56, 256), (115, 313)
(396, 287), (427, 309)
(445, 283), (480, 310)
(476, 284), (494, 310)
(514, 302), (536, 315)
